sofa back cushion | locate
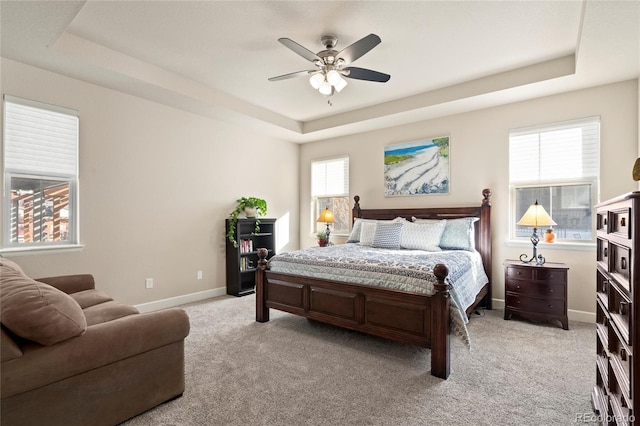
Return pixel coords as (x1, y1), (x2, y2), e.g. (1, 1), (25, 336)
(0, 259), (87, 346)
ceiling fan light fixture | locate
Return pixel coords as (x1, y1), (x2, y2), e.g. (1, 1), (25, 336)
(319, 80), (332, 95)
(333, 75), (347, 92)
(326, 70), (341, 85)
(309, 73), (324, 89)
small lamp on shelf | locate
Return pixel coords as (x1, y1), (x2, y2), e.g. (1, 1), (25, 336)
(316, 207), (335, 245)
(517, 200), (556, 265)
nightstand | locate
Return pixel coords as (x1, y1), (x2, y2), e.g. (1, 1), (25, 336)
(503, 260), (569, 330)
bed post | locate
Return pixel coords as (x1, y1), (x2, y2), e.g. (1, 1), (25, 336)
(431, 263), (450, 379)
(352, 195), (361, 223)
(255, 247), (270, 322)
(479, 188), (492, 310)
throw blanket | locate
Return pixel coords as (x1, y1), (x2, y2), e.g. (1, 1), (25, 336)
(268, 243), (489, 347)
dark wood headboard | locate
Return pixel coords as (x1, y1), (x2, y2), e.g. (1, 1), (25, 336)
(351, 188), (492, 305)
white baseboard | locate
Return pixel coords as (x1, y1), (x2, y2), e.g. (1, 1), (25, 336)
(491, 298), (595, 324)
(135, 287), (228, 313)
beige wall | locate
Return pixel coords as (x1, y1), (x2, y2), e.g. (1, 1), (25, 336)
(300, 79), (639, 319)
(1, 59), (300, 305)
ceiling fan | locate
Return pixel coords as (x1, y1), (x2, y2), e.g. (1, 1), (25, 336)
(268, 33), (391, 97)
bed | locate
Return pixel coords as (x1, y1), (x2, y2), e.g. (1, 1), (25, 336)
(255, 189), (492, 379)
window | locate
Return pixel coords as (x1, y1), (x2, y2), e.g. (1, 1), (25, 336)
(3, 95), (79, 249)
(311, 156), (350, 236)
(509, 117), (599, 243)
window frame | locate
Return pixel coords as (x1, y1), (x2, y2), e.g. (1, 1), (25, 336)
(508, 117), (600, 247)
(310, 156), (350, 237)
(2, 95), (81, 252)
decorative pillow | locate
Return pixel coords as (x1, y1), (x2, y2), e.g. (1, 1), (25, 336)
(413, 217), (478, 251)
(359, 222), (377, 246)
(400, 220), (446, 251)
(347, 217), (405, 243)
(372, 222), (404, 249)
(0, 259), (87, 346)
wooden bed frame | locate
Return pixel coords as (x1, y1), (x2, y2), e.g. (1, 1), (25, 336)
(255, 188), (492, 379)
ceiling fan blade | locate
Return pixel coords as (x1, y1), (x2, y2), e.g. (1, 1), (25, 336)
(278, 38), (322, 63)
(336, 34), (381, 64)
(343, 67), (390, 83)
(268, 70), (315, 82)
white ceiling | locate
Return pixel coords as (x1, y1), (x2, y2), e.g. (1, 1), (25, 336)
(1, 1), (638, 143)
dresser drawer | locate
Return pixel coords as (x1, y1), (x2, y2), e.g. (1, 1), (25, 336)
(505, 266), (533, 280)
(611, 207), (631, 239)
(609, 326), (632, 400)
(610, 243), (631, 292)
(596, 270), (610, 309)
(506, 279), (564, 299)
(505, 293), (565, 316)
(597, 238), (609, 271)
(609, 283), (632, 346)
(597, 211), (609, 233)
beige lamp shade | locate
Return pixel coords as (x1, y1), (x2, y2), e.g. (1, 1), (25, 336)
(316, 208), (335, 224)
(517, 201), (557, 228)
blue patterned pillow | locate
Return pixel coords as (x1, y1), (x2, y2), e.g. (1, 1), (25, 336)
(347, 217), (405, 243)
(372, 222), (403, 249)
(400, 220), (445, 251)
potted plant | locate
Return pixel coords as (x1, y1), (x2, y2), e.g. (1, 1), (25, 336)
(227, 197), (267, 247)
(317, 231), (329, 247)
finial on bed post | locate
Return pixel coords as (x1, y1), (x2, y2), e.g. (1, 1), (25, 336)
(432, 263), (450, 379)
(482, 188), (492, 206)
(352, 195), (361, 223)
(256, 248), (270, 323)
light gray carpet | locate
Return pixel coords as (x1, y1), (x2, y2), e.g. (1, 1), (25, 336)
(122, 295), (595, 425)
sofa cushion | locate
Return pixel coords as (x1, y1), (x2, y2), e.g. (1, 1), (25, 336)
(1, 326), (22, 362)
(70, 289), (113, 308)
(0, 259), (87, 346)
(83, 301), (139, 327)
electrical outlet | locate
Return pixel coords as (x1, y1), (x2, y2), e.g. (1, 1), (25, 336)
(197, 271), (203, 280)
(145, 278), (153, 289)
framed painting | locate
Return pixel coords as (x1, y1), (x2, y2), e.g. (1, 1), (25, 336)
(384, 136), (450, 196)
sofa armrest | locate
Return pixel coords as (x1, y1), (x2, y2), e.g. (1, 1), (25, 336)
(36, 274), (95, 294)
(1, 308), (190, 399)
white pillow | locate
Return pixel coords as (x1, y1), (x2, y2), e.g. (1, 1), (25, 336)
(413, 217), (478, 251)
(400, 220), (446, 251)
(359, 222), (377, 246)
(347, 217), (405, 243)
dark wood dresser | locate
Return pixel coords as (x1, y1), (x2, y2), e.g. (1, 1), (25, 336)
(504, 260), (569, 330)
(593, 192), (639, 425)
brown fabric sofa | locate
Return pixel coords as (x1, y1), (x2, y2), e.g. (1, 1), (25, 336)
(0, 258), (190, 426)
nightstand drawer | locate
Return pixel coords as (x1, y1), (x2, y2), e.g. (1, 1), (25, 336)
(506, 266), (533, 280)
(534, 268), (566, 284)
(505, 294), (565, 316)
(505, 280), (564, 298)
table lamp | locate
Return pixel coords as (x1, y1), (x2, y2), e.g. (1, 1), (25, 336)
(316, 207), (335, 242)
(517, 200), (556, 265)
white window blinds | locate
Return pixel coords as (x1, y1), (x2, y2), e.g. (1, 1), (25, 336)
(311, 157), (349, 197)
(509, 117), (600, 183)
(3, 95), (79, 177)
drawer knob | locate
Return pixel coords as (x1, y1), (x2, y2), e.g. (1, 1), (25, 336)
(549, 288), (554, 293)
(603, 247), (608, 257)
(620, 217), (626, 227)
(621, 257), (627, 270)
(620, 301), (629, 316)
(604, 218), (608, 226)
(621, 348), (628, 361)
(516, 285), (521, 290)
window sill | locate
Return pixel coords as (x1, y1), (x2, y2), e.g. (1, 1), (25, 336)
(0, 244), (84, 256)
(506, 240), (595, 251)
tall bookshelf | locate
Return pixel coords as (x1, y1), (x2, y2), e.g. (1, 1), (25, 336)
(225, 218), (276, 296)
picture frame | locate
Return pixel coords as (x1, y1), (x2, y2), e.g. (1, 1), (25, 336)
(384, 136), (450, 196)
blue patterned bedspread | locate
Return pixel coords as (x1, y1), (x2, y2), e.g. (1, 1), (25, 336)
(267, 243), (489, 347)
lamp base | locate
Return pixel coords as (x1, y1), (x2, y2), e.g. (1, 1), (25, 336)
(519, 253), (546, 265)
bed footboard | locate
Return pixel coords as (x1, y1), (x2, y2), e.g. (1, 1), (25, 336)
(255, 249), (451, 379)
